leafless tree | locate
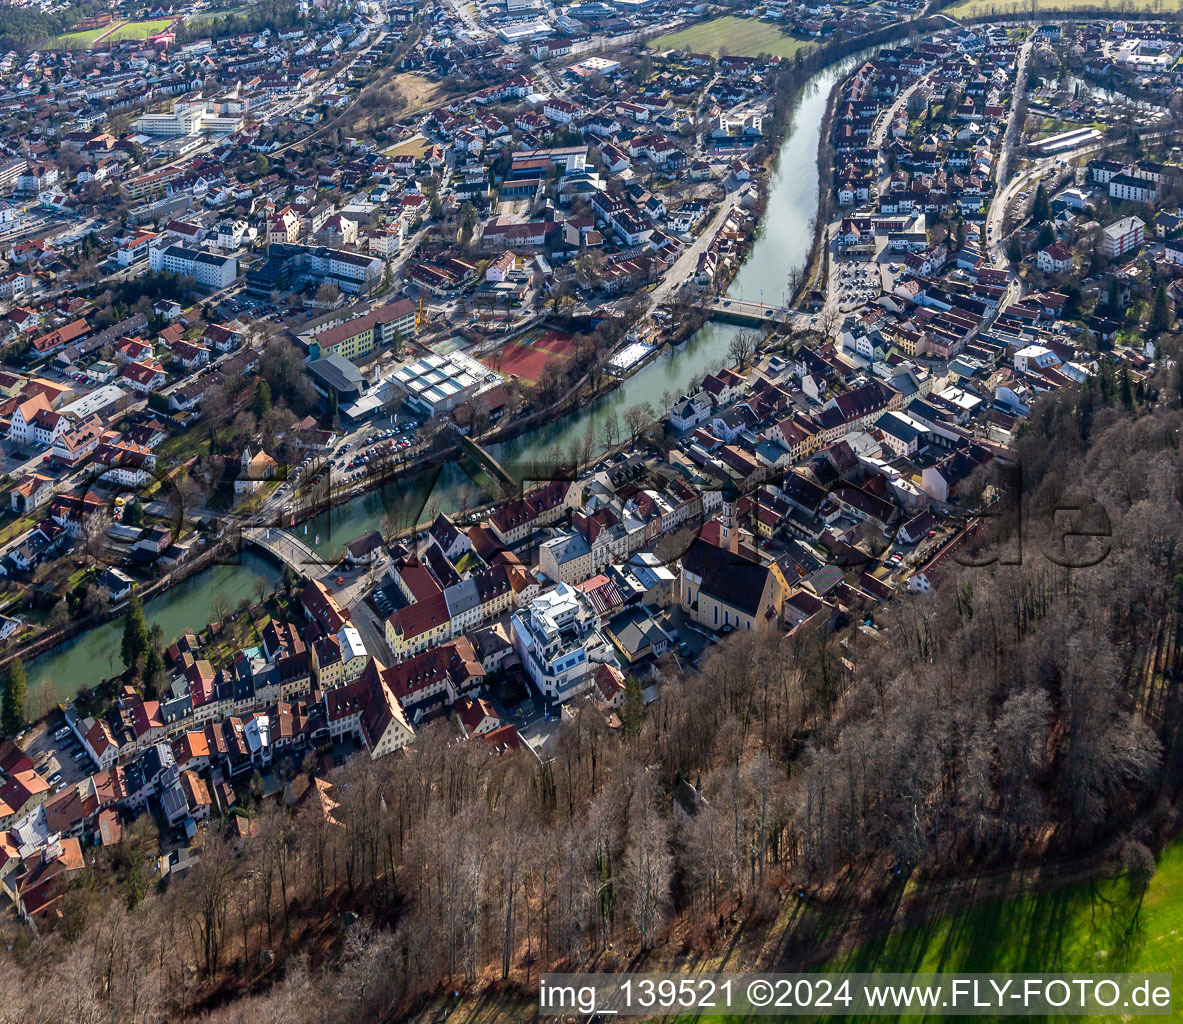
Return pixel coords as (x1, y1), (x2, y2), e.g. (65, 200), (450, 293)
(601, 409), (621, 449)
(620, 776), (672, 951)
(180, 827), (237, 979)
(1122, 839), (1157, 921)
(785, 264), (804, 305)
(622, 402), (654, 445)
(728, 329), (758, 369)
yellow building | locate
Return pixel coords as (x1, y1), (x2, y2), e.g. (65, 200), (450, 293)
(679, 536), (782, 633)
(385, 592), (452, 660)
(304, 299), (416, 361)
(311, 635), (343, 690)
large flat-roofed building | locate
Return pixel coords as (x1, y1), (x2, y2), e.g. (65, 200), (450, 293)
(60, 384), (128, 421)
(510, 583), (618, 704)
(149, 245), (237, 290)
(388, 351), (500, 417)
(133, 99), (242, 137)
(510, 146), (587, 175)
(246, 243), (382, 297)
(1100, 215), (1145, 258)
(498, 20), (553, 43)
(300, 299), (416, 361)
(307, 353), (366, 405)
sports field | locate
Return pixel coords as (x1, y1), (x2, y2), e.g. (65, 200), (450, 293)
(107, 18), (175, 41)
(648, 16), (817, 60)
(946, 0), (1183, 15)
(51, 17), (175, 47)
(50, 22), (122, 49)
(482, 329), (576, 383)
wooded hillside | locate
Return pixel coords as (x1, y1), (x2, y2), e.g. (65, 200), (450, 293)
(2, 355), (1182, 1023)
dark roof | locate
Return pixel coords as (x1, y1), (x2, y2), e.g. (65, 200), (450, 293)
(681, 538), (771, 617)
(346, 530), (384, 558)
(307, 353), (365, 396)
(606, 606), (669, 658)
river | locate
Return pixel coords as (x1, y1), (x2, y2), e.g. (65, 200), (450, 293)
(25, 552), (282, 716)
(25, 59), (849, 710)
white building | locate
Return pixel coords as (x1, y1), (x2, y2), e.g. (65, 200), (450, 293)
(510, 583), (618, 704)
(337, 624), (369, 683)
(133, 99), (243, 138)
(1013, 344), (1061, 373)
(149, 245), (237, 289)
(1100, 215), (1145, 258)
(388, 351), (500, 417)
(1036, 243), (1073, 274)
(214, 219), (253, 251)
(1109, 173), (1157, 204)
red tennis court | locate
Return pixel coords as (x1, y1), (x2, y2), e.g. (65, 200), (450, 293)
(481, 329), (576, 383)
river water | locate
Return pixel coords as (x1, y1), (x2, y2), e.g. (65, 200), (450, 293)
(25, 60), (848, 710)
(24, 552), (282, 718)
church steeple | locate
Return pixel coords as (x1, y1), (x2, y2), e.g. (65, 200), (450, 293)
(720, 477), (739, 554)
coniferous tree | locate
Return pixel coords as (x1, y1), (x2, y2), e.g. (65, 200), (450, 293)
(121, 592), (150, 673)
(143, 647), (165, 698)
(1032, 183), (1050, 223)
(2, 658), (26, 736)
(1150, 284), (1171, 335)
(253, 379), (273, 419)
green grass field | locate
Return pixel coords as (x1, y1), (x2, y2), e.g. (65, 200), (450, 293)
(787, 843), (1183, 1023)
(946, 0), (1183, 17)
(49, 22), (122, 49)
(649, 16), (817, 60)
(107, 18), (175, 41)
(186, 6), (253, 29)
(677, 843), (1183, 1023)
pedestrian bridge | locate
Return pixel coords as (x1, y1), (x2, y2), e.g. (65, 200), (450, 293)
(459, 435), (517, 496)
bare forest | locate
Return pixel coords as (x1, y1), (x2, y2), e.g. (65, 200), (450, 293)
(3, 358), (1183, 1024)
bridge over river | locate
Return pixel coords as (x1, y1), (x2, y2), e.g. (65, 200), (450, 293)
(699, 296), (811, 329)
(243, 527), (329, 577)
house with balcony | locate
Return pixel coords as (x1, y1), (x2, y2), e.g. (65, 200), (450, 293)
(510, 583), (618, 705)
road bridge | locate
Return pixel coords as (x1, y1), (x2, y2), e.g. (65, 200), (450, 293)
(698, 296), (803, 328)
(243, 526), (330, 577)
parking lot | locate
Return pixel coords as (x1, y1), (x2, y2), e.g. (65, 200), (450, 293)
(19, 715), (93, 792)
(833, 257), (894, 311)
(658, 606), (716, 670)
(338, 422), (422, 483)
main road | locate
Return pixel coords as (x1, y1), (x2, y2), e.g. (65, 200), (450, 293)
(648, 200), (739, 309)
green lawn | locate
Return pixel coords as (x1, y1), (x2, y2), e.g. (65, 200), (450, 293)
(158, 422), (209, 462)
(947, 0), (1183, 16)
(107, 18), (175, 41)
(648, 16), (817, 60)
(186, 6), (253, 29)
(673, 843), (1183, 1024)
(49, 22), (122, 49)
(780, 843), (1183, 1023)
